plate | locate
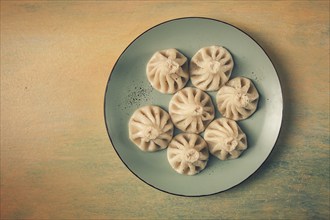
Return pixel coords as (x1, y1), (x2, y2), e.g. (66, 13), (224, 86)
(104, 17), (283, 196)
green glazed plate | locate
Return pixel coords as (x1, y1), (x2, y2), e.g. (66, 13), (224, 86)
(104, 17), (283, 196)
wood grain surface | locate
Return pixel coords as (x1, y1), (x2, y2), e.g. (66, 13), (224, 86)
(1, 1), (329, 219)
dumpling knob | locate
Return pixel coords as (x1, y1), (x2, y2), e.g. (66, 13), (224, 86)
(208, 60), (221, 74)
(183, 148), (200, 163)
(141, 125), (161, 142)
(163, 59), (179, 74)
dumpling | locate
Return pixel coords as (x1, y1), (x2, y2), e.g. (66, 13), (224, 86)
(167, 133), (209, 175)
(204, 118), (247, 160)
(128, 106), (174, 152)
(216, 77), (259, 120)
(190, 46), (234, 91)
(169, 87), (215, 134)
(146, 48), (189, 94)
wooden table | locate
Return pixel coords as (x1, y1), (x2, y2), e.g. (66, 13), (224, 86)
(1, 1), (329, 219)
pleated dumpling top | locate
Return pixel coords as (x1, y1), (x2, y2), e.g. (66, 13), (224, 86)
(217, 77), (259, 121)
(146, 48), (189, 94)
(167, 133), (209, 175)
(169, 87), (215, 134)
(190, 45), (234, 91)
(204, 118), (247, 160)
(129, 106), (174, 152)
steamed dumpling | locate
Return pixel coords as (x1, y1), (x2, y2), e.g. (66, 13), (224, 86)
(129, 106), (174, 152)
(217, 77), (259, 121)
(169, 87), (215, 134)
(146, 49), (189, 94)
(167, 133), (209, 175)
(204, 118), (247, 160)
(190, 46), (234, 91)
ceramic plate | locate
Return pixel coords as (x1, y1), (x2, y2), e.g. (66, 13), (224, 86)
(104, 17), (283, 196)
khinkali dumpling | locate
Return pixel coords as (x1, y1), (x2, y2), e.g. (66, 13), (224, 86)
(190, 46), (234, 91)
(146, 48), (189, 94)
(169, 87), (215, 134)
(217, 77), (259, 121)
(204, 118), (247, 160)
(129, 106), (174, 152)
(167, 133), (209, 175)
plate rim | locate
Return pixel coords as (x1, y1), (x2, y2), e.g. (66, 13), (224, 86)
(104, 16), (284, 197)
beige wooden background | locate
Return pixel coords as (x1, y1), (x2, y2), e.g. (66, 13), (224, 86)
(1, 1), (329, 219)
